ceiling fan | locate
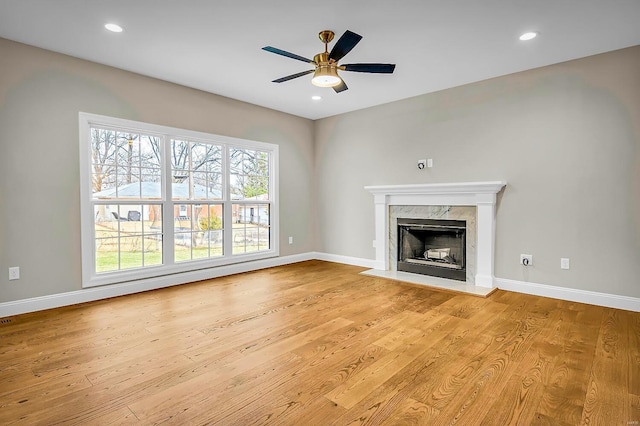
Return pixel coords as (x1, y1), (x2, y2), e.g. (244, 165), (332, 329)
(262, 30), (396, 93)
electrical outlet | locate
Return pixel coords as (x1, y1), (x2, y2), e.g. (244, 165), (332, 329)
(520, 254), (533, 266)
(9, 267), (20, 280)
(561, 258), (570, 269)
(288, 236), (293, 244)
(427, 158), (433, 168)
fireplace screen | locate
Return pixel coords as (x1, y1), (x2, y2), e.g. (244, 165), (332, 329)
(397, 218), (466, 281)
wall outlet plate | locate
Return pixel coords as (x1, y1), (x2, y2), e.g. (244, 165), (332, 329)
(417, 159), (426, 170)
(520, 254), (533, 266)
(561, 258), (570, 269)
(9, 267), (20, 280)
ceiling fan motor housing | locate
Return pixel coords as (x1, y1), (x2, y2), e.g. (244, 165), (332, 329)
(312, 52), (341, 87)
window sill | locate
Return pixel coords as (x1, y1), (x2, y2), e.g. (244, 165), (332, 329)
(82, 249), (279, 288)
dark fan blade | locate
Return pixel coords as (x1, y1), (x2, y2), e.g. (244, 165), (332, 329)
(262, 46), (315, 64)
(333, 79), (348, 93)
(342, 63), (396, 73)
(329, 30), (362, 62)
(272, 69), (314, 83)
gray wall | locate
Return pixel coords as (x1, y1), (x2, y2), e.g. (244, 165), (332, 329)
(0, 38), (315, 303)
(1, 37), (638, 305)
(315, 46), (640, 298)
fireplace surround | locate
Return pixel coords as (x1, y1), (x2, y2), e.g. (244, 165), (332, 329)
(365, 181), (506, 289)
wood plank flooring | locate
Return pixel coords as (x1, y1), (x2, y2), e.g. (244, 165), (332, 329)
(0, 260), (638, 425)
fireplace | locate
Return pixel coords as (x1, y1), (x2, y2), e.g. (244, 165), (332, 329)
(365, 181), (506, 289)
(397, 218), (466, 281)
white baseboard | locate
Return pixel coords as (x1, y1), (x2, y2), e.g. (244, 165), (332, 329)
(312, 252), (378, 269)
(3, 253), (638, 317)
(321, 255), (640, 312)
(0, 253), (314, 318)
(496, 277), (640, 312)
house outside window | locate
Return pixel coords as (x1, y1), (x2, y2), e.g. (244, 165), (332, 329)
(79, 113), (278, 288)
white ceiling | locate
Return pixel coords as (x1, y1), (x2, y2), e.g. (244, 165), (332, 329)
(1, 1), (639, 120)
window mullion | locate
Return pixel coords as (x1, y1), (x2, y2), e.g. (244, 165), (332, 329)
(223, 145), (233, 257)
(162, 135), (174, 266)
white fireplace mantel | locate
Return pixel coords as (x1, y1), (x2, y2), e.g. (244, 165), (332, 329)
(365, 181), (506, 288)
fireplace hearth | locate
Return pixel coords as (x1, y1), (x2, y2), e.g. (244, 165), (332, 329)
(397, 218), (466, 281)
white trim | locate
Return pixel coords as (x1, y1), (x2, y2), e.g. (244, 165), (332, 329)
(496, 277), (640, 312)
(312, 252), (379, 269)
(365, 181), (507, 197)
(2, 254), (638, 317)
(365, 181), (506, 288)
(0, 253), (314, 318)
(78, 112), (279, 288)
(316, 254), (640, 312)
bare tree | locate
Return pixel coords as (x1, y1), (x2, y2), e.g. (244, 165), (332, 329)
(230, 149), (269, 199)
(169, 140), (221, 184)
(91, 128), (118, 193)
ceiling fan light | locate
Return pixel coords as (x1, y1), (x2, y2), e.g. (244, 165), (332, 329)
(311, 66), (341, 87)
(105, 23), (124, 33)
(519, 31), (538, 41)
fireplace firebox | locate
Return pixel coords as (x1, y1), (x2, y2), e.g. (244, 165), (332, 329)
(397, 218), (466, 281)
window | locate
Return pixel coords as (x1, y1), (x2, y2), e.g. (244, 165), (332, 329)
(89, 128), (163, 274)
(170, 139), (224, 263)
(79, 113), (278, 288)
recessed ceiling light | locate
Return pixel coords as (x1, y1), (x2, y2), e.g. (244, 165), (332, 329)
(105, 23), (123, 33)
(311, 95), (322, 101)
(519, 32), (538, 41)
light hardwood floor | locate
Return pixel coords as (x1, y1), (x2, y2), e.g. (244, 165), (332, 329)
(1, 260), (638, 425)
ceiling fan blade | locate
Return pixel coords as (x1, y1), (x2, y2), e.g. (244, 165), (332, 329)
(272, 69), (314, 83)
(333, 79), (348, 93)
(342, 63), (396, 73)
(262, 46), (315, 64)
(329, 30), (362, 62)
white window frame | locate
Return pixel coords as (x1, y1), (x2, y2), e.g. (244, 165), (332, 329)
(79, 112), (279, 288)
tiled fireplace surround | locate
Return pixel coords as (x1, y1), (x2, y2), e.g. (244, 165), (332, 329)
(364, 182), (506, 294)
